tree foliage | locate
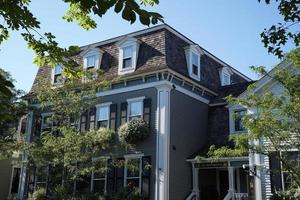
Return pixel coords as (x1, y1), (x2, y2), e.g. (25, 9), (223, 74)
(259, 0), (300, 58)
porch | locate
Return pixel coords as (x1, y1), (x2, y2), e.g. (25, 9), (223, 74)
(186, 157), (254, 200)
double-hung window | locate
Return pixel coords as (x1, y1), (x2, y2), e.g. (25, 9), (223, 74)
(34, 166), (48, 190)
(184, 45), (201, 81)
(41, 114), (53, 132)
(97, 104), (110, 129)
(128, 98), (143, 121)
(91, 158), (108, 194)
(86, 55), (96, 70)
(234, 110), (246, 132)
(53, 64), (62, 84)
(124, 156), (142, 191)
(122, 46), (133, 69)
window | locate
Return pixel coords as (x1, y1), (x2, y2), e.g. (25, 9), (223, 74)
(34, 166), (48, 190)
(97, 105), (110, 129)
(220, 67), (232, 86)
(234, 110), (246, 132)
(124, 157), (142, 191)
(192, 53), (199, 76)
(184, 45), (201, 81)
(117, 37), (140, 75)
(10, 167), (21, 194)
(53, 64), (63, 84)
(91, 158), (108, 194)
(128, 99), (143, 120)
(87, 55), (96, 69)
(281, 151), (300, 190)
(41, 114), (53, 132)
(123, 46), (133, 69)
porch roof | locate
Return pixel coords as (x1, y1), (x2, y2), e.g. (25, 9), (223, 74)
(187, 156), (249, 168)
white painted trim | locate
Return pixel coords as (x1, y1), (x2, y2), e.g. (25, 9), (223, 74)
(82, 48), (104, 70)
(127, 96), (146, 102)
(96, 80), (210, 104)
(117, 37), (140, 75)
(184, 46), (202, 81)
(96, 102), (112, 108)
(124, 154), (144, 193)
(228, 106), (247, 134)
(96, 103), (111, 129)
(155, 85), (171, 200)
(90, 156), (109, 194)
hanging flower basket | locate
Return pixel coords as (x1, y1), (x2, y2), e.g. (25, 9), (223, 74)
(119, 118), (150, 144)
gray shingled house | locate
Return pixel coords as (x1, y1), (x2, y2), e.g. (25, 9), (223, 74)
(9, 24), (262, 200)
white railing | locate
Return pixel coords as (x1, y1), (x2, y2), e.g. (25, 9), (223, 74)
(186, 191), (197, 200)
(233, 193), (248, 200)
(223, 191), (233, 200)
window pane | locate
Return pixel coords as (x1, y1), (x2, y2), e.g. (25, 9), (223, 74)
(123, 46), (133, 58)
(192, 53), (198, 66)
(93, 180), (105, 194)
(98, 106), (109, 121)
(54, 65), (62, 75)
(98, 120), (108, 128)
(223, 73), (230, 85)
(192, 64), (198, 75)
(130, 101), (142, 117)
(123, 58), (132, 69)
(87, 55), (96, 68)
(127, 159), (140, 177)
(234, 110), (246, 131)
(126, 178), (139, 188)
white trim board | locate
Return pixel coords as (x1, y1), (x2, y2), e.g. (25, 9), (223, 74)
(96, 80), (210, 104)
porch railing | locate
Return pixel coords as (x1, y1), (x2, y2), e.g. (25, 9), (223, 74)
(223, 192), (248, 200)
(233, 193), (248, 200)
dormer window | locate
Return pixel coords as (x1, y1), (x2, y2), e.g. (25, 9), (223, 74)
(220, 67), (233, 86)
(52, 64), (63, 84)
(185, 45), (202, 81)
(117, 37), (140, 75)
(123, 46), (133, 69)
(82, 48), (103, 70)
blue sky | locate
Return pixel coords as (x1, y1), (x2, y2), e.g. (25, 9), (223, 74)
(0, 0), (293, 92)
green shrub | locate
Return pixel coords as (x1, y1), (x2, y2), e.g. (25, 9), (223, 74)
(28, 188), (46, 200)
(119, 119), (150, 144)
(112, 187), (142, 200)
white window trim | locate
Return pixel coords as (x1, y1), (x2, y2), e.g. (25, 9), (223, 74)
(51, 64), (63, 85)
(96, 102), (112, 129)
(184, 45), (202, 81)
(41, 112), (54, 132)
(34, 165), (49, 191)
(127, 96), (145, 121)
(220, 66), (233, 86)
(124, 154), (144, 192)
(83, 48), (103, 70)
(91, 156), (109, 194)
(117, 37), (140, 75)
(229, 106), (247, 134)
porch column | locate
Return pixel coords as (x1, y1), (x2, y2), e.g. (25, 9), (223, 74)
(192, 164), (200, 200)
(18, 111), (33, 199)
(228, 166), (235, 194)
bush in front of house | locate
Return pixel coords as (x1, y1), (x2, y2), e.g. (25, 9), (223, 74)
(112, 186), (142, 200)
(119, 118), (150, 144)
(28, 188), (46, 200)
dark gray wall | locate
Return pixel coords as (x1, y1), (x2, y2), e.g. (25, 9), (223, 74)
(99, 87), (157, 199)
(169, 90), (209, 200)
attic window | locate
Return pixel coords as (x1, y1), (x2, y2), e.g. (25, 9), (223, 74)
(53, 64), (63, 84)
(117, 37), (140, 75)
(221, 67), (232, 86)
(83, 48), (103, 70)
(185, 45), (201, 81)
(122, 46), (133, 69)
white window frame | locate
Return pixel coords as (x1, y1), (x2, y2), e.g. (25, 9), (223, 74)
(117, 37), (140, 75)
(51, 64), (63, 85)
(220, 67), (233, 86)
(96, 102), (112, 129)
(229, 106), (247, 134)
(83, 48), (103, 70)
(184, 45), (202, 81)
(124, 154), (143, 192)
(34, 165), (49, 191)
(41, 113), (54, 132)
(127, 97), (145, 121)
(91, 157), (109, 194)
